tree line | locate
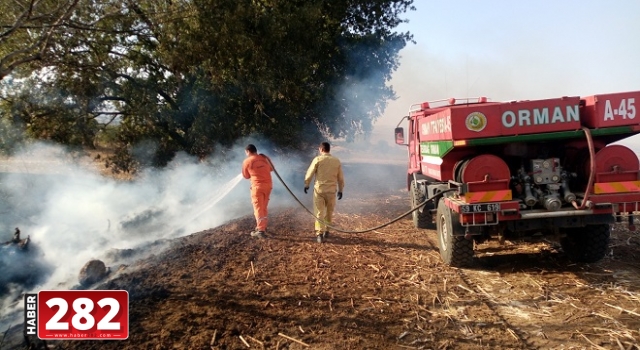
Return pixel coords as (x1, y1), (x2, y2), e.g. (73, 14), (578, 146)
(0, 0), (414, 172)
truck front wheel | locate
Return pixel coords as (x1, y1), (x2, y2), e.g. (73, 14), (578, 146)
(560, 224), (610, 263)
(436, 199), (474, 267)
(411, 181), (434, 229)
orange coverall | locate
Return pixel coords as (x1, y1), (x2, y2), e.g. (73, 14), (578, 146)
(242, 154), (273, 232)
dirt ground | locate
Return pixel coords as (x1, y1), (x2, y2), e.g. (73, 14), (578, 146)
(5, 161), (640, 350)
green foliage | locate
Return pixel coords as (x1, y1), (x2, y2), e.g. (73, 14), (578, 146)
(0, 77), (101, 147)
(0, 0), (414, 171)
(0, 0), (82, 80)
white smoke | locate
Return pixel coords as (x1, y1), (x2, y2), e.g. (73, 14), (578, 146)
(0, 139), (312, 323)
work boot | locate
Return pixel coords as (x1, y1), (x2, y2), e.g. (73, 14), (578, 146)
(250, 230), (266, 238)
(323, 231), (329, 239)
(316, 235), (324, 243)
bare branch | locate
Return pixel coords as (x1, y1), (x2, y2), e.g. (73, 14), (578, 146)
(0, 0), (80, 80)
(126, 0), (161, 40)
(98, 96), (127, 103)
(37, 0), (81, 54)
(0, 0), (36, 41)
(109, 71), (179, 111)
(97, 113), (121, 127)
(91, 111), (125, 115)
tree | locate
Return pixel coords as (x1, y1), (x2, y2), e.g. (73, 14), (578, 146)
(0, 0), (81, 80)
(0, 0), (414, 171)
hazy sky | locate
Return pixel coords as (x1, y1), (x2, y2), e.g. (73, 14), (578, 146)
(376, 0), (640, 131)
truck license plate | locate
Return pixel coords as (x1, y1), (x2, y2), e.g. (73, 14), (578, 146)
(460, 203), (501, 213)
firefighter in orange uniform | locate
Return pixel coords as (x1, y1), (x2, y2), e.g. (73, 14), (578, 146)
(242, 144), (273, 238)
(304, 142), (345, 243)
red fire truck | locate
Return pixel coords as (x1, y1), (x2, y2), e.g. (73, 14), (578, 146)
(395, 91), (640, 267)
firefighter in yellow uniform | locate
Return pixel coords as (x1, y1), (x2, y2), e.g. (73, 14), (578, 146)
(304, 142), (345, 243)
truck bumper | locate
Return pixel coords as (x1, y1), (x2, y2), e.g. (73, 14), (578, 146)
(444, 196), (638, 229)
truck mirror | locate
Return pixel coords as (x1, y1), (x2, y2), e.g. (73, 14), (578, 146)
(394, 127), (405, 145)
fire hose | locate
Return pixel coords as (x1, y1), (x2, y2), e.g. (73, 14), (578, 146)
(264, 126), (595, 234)
(572, 126), (595, 210)
(264, 156), (455, 234)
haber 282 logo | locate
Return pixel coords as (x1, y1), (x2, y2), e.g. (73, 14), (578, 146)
(25, 290), (129, 340)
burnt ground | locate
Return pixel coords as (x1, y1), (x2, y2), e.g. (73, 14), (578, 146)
(3, 161), (640, 350)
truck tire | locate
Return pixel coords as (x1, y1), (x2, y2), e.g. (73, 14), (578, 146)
(560, 224), (610, 263)
(411, 181), (434, 229)
(436, 199), (474, 267)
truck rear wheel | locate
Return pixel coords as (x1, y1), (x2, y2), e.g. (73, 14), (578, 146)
(411, 181), (434, 229)
(560, 224), (610, 263)
(436, 199), (474, 267)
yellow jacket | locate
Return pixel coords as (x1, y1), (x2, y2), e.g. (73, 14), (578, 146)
(304, 153), (345, 194)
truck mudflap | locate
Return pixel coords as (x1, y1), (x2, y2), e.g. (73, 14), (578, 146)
(444, 196), (640, 227)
